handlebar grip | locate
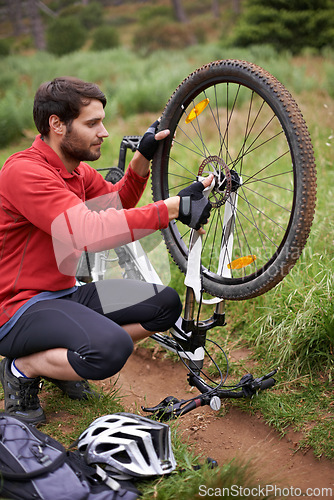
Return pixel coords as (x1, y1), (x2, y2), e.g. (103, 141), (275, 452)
(178, 398), (202, 416)
(259, 377), (276, 390)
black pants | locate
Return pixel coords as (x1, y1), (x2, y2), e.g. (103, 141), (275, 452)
(0, 280), (182, 380)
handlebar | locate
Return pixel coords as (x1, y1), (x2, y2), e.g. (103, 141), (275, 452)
(143, 369), (277, 420)
(117, 136), (142, 172)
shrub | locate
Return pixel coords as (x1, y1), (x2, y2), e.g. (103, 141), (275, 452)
(0, 39), (10, 57)
(133, 19), (196, 54)
(82, 2), (105, 30)
(0, 95), (21, 147)
(49, 0), (76, 9)
(138, 5), (174, 24)
(90, 25), (120, 51)
(231, 0), (334, 54)
(0, 92), (32, 147)
(59, 2), (104, 30)
(46, 16), (86, 56)
(58, 4), (83, 17)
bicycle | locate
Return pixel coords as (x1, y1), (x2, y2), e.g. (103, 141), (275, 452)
(76, 59), (317, 420)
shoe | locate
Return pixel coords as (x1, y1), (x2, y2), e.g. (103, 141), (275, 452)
(0, 358), (46, 426)
(45, 378), (99, 400)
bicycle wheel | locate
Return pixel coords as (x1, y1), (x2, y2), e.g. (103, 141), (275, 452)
(152, 60), (317, 300)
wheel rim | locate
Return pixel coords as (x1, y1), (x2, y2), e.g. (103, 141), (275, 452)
(159, 75), (297, 287)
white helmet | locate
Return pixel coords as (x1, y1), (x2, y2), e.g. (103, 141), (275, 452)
(77, 413), (176, 480)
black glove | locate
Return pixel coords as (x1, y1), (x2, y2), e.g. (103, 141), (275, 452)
(137, 120), (160, 161)
(177, 181), (212, 230)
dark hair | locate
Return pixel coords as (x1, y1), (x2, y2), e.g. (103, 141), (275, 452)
(33, 76), (107, 136)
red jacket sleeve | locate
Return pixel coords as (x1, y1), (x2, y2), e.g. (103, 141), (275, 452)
(81, 162), (150, 210)
(1, 158), (169, 276)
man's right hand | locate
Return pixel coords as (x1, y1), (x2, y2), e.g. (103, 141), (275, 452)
(164, 174), (214, 231)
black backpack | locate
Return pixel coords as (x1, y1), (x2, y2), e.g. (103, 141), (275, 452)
(0, 414), (139, 500)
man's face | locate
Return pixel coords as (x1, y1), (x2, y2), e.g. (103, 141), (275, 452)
(60, 99), (109, 163)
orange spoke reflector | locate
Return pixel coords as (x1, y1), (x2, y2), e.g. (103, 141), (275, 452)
(185, 98), (210, 123)
(228, 255), (257, 270)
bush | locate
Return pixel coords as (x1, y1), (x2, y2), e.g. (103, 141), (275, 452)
(138, 5), (174, 24)
(46, 16), (86, 56)
(80, 2), (104, 30)
(90, 25), (120, 51)
(133, 19), (196, 54)
(0, 39), (10, 57)
(0, 94), (21, 147)
(0, 90), (33, 147)
(49, 0), (76, 10)
(231, 1), (334, 54)
(60, 2), (104, 30)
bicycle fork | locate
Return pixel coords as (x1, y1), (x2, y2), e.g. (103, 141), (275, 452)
(180, 286), (226, 372)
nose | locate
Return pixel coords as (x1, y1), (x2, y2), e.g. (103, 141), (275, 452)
(98, 123), (109, 138)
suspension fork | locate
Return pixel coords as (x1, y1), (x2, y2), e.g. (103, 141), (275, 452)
(181, 286), (226, 372)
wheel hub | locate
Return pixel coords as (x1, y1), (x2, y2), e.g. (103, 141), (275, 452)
(198, 155), (233, 207)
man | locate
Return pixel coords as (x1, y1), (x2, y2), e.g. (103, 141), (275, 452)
(0, 77), (212, 426)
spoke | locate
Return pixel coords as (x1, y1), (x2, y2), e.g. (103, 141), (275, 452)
(204, 87), (235, 166)
(241, 184), (292, 213)
(233, 126), (285, 173)
(237, 100), (267, 152)
(231, 200), (279, 249)
(168, 172), (194, 182)
(168, 179), (193, 192)
(213, 85), (222, 155)
(223, 193), (260, 276)
(239, 91), (254, 178)
(241, 169), (294, 192)
(182, 100), (212, 158)
(241, 149), (290, 187)
(234, 208), (260, 275)
(179, 225), (191, 242)
(171, 134), (205, 160)
(237, 189), (287, 231)
(169, 154), (199, 179)
(232, 99), (266, 170)
(219, 84), (241, 164)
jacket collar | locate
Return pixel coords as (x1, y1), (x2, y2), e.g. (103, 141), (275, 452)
(32, 135), (82, 179)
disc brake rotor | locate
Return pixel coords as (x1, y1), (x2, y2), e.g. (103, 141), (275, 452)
(198, 155), (232, 208)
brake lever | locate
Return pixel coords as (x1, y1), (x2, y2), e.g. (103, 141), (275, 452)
(239, 369), (278, 397)
(142, 396), (186, 420)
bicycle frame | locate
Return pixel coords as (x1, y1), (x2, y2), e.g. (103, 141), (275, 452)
(76, 135), (277, 420)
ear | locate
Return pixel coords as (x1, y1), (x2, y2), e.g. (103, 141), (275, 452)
(49, 115), (64, 136)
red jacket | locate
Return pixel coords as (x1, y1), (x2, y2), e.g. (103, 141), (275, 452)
(0, 136), (169, 328)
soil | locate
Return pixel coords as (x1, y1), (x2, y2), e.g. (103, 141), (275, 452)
(105, 345), (334, 499)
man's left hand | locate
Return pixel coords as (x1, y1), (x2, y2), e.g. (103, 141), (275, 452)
(138, 120), (170, 161)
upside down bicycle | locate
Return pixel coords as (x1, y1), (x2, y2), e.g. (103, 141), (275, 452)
(76, 59), (317, 420)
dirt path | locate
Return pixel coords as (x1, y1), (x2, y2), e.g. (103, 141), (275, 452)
(107, 345), (334, 499)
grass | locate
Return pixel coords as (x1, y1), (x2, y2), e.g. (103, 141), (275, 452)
(0, 43), (333, 496)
